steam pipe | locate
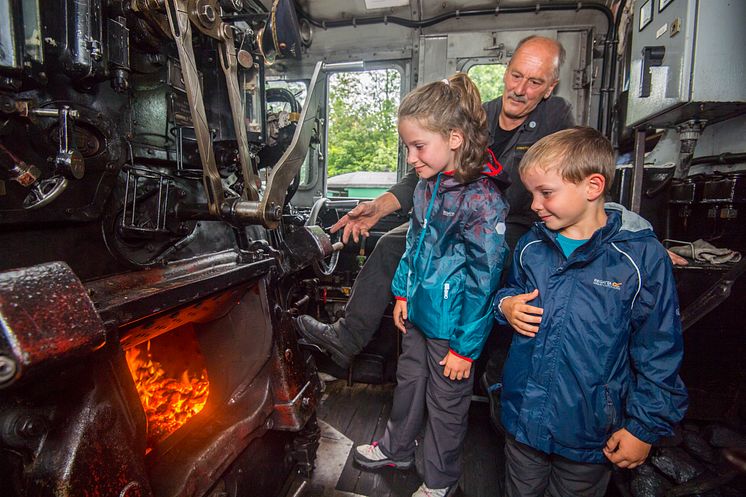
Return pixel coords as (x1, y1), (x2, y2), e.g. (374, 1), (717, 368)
(605, 0), (628, 138)
(294, 3), (612, 32)
(690, 152), (746, 167)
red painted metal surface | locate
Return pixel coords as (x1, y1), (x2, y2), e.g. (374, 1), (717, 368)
(0, 261), (106, 388)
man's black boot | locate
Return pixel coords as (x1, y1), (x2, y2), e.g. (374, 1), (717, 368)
(294, 315), (354, 368)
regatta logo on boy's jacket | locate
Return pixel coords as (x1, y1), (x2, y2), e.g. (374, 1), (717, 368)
(592, 278), (622, 290)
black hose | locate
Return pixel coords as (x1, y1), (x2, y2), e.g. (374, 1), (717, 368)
(295, 3), (612, 33)
(603, 0), (627, 136)
(690, 152), (746, 167)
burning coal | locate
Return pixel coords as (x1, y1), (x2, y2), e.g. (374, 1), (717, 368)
(126, 340), (209, 450)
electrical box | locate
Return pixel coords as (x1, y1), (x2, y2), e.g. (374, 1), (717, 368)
(626, 0), (746, 127)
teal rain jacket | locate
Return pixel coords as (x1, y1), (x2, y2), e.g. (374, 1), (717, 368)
(392, 157), (509, 361)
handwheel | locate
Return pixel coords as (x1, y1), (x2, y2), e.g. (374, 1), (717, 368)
(22, 176), (68, 210)
(305, 197), (341, 276)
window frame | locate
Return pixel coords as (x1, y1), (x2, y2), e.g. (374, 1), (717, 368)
(322, 61), (407, 199)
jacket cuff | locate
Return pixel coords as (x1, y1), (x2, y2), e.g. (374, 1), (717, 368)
(493, 296), (510, 325)
(624, 418), (659, 445)
(448, 349), (473, 363)
(394, 296), (407, 302)
(496, 296), (510, 315)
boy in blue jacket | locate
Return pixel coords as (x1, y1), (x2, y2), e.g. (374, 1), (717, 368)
(494, 127), (688, 497)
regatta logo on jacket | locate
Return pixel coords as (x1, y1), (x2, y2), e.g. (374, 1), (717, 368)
(593, 278), (622, 290)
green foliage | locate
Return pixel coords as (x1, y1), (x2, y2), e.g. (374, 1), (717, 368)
(327, 69), (401, 178)
(467, 64), (507, 103)
(325, 65), (503, 179)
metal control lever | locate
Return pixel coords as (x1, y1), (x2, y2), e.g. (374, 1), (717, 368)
(165, 1), (331, 227)
(28, 106), (84, 178)
(54, 107), (85, 180)
(165, 0), (260, 222)
(164, 0), (226, 217)
(15, 106), (84, 209)
(217, 24), (260, 201)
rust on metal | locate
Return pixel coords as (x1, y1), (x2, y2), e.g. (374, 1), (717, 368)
(0, 261), (106, 387)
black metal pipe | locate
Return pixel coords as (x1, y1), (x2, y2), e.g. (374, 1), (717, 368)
(604, 0), (627, 137)
(690, 152), (746, 167)
(631, 128), (646, 213)
(295, 3), (612, 33)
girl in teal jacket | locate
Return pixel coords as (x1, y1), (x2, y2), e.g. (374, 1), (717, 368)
(352, 73), (509, 497)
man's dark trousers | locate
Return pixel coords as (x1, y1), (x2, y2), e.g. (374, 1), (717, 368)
(337, 222), (408, 355)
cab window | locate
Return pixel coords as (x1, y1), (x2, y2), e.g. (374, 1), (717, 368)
(266, 79), (311, 185)
(466, 63), (506, 102)
(326, 68), (401, 199)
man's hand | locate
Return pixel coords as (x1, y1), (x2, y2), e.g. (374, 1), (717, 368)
(500, 289), (543, 337)
(667, 249), (688, 266)
(393, 299), (408, 334)
(330, 192), (401, 244)
(439, 351), (472, 381)
(603, 428), (652, 469)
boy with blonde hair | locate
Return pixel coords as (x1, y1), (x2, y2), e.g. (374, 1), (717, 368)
(494, 127), (688, 497)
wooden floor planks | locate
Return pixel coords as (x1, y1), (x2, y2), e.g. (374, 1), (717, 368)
(314, 380), (504, 497)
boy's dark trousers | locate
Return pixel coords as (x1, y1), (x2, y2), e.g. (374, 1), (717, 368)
(504, 435), (612, 497)
(378, 325), (473, 489)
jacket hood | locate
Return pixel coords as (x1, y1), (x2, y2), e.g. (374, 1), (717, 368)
(604, 202), (654, 237)
(604, 203), (657, 246)
(438, 148), (511, 191)
(532, 202), (655, 259)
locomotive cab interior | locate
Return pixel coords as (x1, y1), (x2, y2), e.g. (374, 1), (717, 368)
(1, 1), (745, 496)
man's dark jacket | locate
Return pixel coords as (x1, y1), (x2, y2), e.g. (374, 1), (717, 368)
(389, 95), (575, 230)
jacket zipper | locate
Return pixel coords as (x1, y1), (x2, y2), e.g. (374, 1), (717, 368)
(412, 173), (442, 262)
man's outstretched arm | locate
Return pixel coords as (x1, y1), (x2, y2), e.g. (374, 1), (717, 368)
(331, 169), (418, 243)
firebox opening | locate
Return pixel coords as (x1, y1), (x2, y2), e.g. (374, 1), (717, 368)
(125, 323), (210, 452)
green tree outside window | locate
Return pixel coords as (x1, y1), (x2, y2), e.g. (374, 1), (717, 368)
(327, 69), (401, 179)
(467, 63), (507, 103)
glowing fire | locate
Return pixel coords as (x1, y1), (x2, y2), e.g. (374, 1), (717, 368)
(125, 341), (209, 449)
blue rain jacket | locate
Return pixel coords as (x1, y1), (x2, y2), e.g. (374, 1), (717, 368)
(392, 157), (509, 361)
(494, 203), (688, 463)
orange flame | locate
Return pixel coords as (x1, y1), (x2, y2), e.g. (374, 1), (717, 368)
(125, 341), (209, 450)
